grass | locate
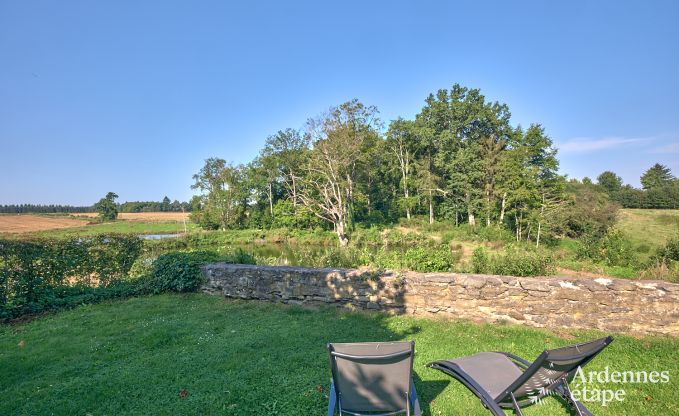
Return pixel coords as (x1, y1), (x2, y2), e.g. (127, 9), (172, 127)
(615, 209), (679, 261)
(28, 220), (198, 238)
(2, 294), (677, 415)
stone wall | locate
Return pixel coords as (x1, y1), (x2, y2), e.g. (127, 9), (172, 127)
(200, 263), (679, 337)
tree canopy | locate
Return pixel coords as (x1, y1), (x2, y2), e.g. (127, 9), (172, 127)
(189, 84), (679, 245)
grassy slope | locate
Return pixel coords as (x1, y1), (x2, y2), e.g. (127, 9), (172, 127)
(1, 294), (677, 415)
(615, 209), (679, 256)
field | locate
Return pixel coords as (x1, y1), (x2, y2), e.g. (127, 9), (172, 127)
(0, 214), (89, 233)
(72, 212), (191, 222)
(1, 294), (677, 415)
(615, 209), (679, 257)
(0, 212), (192, 236)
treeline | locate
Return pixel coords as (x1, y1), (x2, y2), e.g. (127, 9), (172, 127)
(190, 84), (678, 246)
(595, 164), (679, 209)
(1, 197), (189, 214)
(0, 204), (93, 213)
(191, 84), (606, 246)
(119, 197), (189, 213)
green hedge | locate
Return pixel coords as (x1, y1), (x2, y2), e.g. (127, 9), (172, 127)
(1, 235), (143, 318)
(140, 250), (255, 294)
(0, 235), (255, 320)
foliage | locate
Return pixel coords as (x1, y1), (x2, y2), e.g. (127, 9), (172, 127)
(642, 237), (679, 282)
(596, 171), (623, 194)
(93, 192), (119, 222)
(471, 246), (555, 276)
(188, 84), (566, 247)
(299, 99), (382, 245)
(191, 159), (249, 230)
(640, 163), (675, 190)
(560, 181), (619, 238)
(119, 198), (188, 213)
(0, 233), (260, 319)
(0, 234), (143, 319)
(576, 229), (636, 267)
(0, 204), (93, 213)
(143, 250), (255, 294)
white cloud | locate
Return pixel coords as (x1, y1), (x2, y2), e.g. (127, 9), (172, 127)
(648, 142), (679, 153)
(557, 137), (649, 153)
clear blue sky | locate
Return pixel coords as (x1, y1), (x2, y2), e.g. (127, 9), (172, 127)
(1, 0), (678, 205)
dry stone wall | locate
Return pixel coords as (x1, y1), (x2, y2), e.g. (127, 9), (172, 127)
(200, 263), (679, 337)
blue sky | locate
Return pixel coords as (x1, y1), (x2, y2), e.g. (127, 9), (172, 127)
(1, 0), (678, 205)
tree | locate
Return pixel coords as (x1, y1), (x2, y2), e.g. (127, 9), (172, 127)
(641, 163), (674, 190)
(191, 159), (249, 230)
(597, 171), (623, 194)
(262, 128), (310, 207)
(386, 118), (418, 219)
(160, 196), (171, 212)
(94, 192), (119, 222)
(299, 99), (381, 246)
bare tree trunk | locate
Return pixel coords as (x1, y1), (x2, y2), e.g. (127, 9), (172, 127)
(499, 192), (507, 224)
(336, 220), (349, 247)
(429, 189), (434, 224)
(486, 188), (491, 226)
(268, 182), (273, 216)
(536, 194), (545, 248)
(405, 187), (411, 220)
(465, 191), (476, 227)
(290, 170), (297, 207)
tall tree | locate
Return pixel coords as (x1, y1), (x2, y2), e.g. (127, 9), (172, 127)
(160, 196), (171, 212)
(94, 192), (119, 222)
(262, 128), (310, 207)
(386, 118), (418, 219)
(299, 99), (381, 246)
(597, 171), (623, 194)
(191, 159), (248, 230)
(641, 163), (674, 190)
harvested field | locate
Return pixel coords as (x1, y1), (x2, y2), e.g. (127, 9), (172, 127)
(0, 215), (89, 233)
(72, 212), (189, 222)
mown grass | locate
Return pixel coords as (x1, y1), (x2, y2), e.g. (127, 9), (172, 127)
(1, 294), (677, 415)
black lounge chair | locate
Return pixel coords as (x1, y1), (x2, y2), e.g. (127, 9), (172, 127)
(428, 336), (613, 416)
(327, 341), (421, 415)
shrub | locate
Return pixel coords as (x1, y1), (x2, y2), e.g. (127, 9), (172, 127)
(146, 251), (219, 294)
(350, 226), (384, 246)
(642, 237), (679, 282)
(369, 246), (456, 272)
(471, 246), (554, 277)
(577, 229), (636, 267)
(0, 234), (143, 319)
(146, 249), (256, 294)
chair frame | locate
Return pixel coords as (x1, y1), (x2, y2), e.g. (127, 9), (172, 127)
(327, 341), (421, 416)
(428, 336), (614, 416)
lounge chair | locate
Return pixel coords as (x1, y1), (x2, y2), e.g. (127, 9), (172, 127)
(327, 341), (421, 415)
(428, 336), (613, 416)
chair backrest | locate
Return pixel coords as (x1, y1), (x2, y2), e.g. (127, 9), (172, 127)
(328, 341), (415, 414)
(496, 336), (613, 404)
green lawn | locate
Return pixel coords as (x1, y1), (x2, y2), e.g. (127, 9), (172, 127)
(1, 295), (677, 415)
(33, 220), (198, 238)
